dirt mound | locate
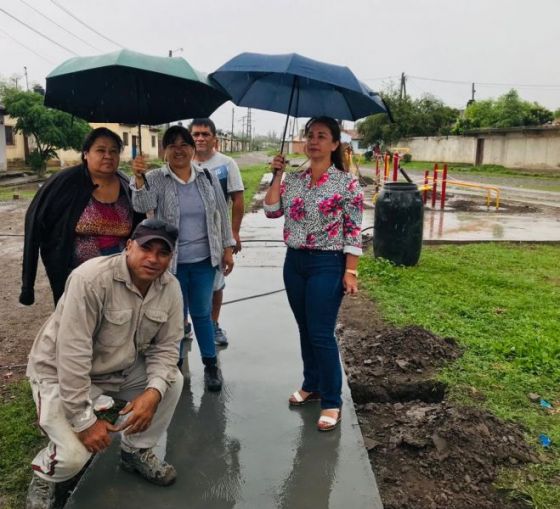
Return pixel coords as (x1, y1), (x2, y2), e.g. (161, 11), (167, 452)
(338, 293), (536, 509)
(339, 295), (461, 404)
(359, 401), (536, 509)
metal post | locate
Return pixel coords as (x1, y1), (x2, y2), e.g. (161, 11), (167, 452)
(440, 164), (448, 209)
(423, 170), (429, 204)
(392, 153), (399, 182)
(431, 164), (439, 209)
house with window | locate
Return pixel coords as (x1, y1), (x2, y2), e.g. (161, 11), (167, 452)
(2, 116), (160, 170)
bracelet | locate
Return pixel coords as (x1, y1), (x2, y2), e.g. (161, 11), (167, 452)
(345, 269), (358, 276)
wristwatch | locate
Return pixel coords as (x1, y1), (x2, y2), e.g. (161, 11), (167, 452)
(345, 269), (358, 276)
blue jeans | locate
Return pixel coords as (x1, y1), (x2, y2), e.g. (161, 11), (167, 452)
(176, 259), (217, 360)
(283, 248), (345, 409)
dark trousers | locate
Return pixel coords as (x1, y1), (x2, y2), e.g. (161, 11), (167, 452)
(283, 248), (345, 409)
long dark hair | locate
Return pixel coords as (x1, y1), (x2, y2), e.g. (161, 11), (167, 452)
(81, 127), (122, 163)
(304, 116), (345, 172)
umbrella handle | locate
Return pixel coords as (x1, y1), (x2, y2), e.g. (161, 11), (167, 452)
(137, 123), (150, 190)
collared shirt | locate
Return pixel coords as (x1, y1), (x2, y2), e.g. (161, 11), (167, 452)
(129, 164), (235, 273)
(264, 166), (363, 255)
(27, 252), (183, 433)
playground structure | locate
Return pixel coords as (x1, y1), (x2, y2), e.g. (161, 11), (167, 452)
(372, 153), (501, 210)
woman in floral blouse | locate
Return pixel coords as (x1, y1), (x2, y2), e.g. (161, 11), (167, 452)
(264, 116), (363, 432)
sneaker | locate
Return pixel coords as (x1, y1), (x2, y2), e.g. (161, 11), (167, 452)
(204, 365), (223, 392)
(120, 448), (177, 486)
(214, 323), (229, 346)
(26, 474), (56, 509)
(184, 322), (194, 341)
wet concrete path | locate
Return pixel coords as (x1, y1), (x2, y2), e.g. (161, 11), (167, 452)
(66, 210), (383, 509)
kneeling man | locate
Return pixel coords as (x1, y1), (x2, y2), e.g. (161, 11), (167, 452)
(26, 219), (184, 509)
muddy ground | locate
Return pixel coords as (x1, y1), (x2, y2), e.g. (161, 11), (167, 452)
(339, 294), (538, 509)
(0, 196), (545, 508)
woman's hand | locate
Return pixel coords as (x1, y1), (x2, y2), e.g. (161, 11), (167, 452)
(222, 247), (234, 276)
(270, 154), (286, 180)
(343, 272), (358, 295)
(132, 155), (147, 188)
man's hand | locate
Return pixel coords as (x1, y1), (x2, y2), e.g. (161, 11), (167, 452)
(222, 247), (234, 276)
(119, 388), (161, 435)
(78, 419), (120, 453)
(233, 232), (242, 254)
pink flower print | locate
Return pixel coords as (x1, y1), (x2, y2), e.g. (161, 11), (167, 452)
(307, 170), (330, 189)
(325, 221), (340, 239)
(347, 178), (358, 192)
(318, 193), (344, 217)
(316, 171), (330, 187)
(351, 192), (364, 212)
(289, 197), (306, 221)
(343, 216), (361, 238)
(283, 228), (291, 242)
(280, 181), (286, 196)
(304, 233), (316, 248)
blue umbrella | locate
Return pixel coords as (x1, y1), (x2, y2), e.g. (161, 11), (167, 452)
(210, 52), (392, 152)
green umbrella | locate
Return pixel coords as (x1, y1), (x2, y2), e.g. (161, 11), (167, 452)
(45, 48), (229, 150)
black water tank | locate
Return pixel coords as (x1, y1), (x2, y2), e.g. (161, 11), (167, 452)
(373, 182), (424, 266)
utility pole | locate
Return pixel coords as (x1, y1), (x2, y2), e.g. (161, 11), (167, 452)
(231, 108), (235, 153)
(246, 108), (252, 151)
(471, 82), (476, 102)
(240, 116), (247, 151)
(23, 66), (29, 90)
(399, 72), (407, 100)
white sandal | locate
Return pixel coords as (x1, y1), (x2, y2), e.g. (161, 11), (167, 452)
(317, 408), (341, 431)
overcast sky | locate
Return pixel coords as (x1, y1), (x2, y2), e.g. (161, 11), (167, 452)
(1, 0), (559, 135)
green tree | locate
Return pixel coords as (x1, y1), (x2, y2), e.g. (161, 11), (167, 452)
(2, 88), (91, 176)
(453, 89), (553, 133)
(357, 87), (459, 147)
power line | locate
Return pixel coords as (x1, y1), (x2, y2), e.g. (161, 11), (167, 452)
(0, 27), (55, 64)
(408, 74), (560, 90)
(49, 0), (123, 49)
(18, 0), (102, 52)
(0, 6), (78, 55)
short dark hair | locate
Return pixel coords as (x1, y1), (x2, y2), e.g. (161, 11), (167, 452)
(81, 128), (123, 163)
(189, 118), (216, 136)
(304, 117), (345, 172)
(162, 125), (195, 149)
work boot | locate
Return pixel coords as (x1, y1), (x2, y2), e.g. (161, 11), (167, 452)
(202, 356), (222, 391)
(26, 473), (56, 509)
(120, 448), (176, 486)
(213, 322), (229, 346)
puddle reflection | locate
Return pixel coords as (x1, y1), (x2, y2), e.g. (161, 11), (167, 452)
(168, 382), (243, 506)
(276, 409), (341, 508)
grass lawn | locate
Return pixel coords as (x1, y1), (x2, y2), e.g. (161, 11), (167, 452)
(0, 383), (46, 509)
(359, 244), (560, 508)
(239, 164), (269, 210)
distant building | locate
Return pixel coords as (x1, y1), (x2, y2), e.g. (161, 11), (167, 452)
(3, 116), (160, 169)
(399, 125), (560, 171)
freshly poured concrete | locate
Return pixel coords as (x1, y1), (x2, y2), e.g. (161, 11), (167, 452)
(65, 210), (383, 509)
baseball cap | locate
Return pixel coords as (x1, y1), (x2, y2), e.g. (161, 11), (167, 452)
(131, 219), (178, 251)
